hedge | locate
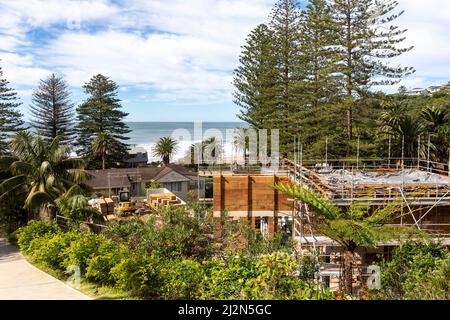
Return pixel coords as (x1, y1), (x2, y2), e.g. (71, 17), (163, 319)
(16, 220), (332, 300)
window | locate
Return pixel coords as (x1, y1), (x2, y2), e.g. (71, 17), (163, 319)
(167, 182), (182, 192)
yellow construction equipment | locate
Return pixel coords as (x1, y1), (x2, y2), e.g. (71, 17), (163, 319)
(117, 190), (136, 215)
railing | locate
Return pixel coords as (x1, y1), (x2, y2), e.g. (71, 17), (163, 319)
(296, 157), (450, 176)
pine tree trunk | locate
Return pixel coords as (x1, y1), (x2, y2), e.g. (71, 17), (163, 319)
(102, 152), (106, 170)
(346, 5), (353, 156)
(347, 100), (353, 156)
(343, 248), (354, 296)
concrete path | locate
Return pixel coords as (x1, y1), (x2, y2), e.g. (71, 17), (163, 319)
(0, 238), (91, 300)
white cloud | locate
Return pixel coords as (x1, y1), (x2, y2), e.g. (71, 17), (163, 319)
(0, 52), (49, 85)
(390, 0), (450, 89)
(0, 0), (273, 104)
(1, 0), (449, 104)
(0, 0), (119, 29)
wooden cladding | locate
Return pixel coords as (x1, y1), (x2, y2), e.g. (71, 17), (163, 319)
(213, 175), (292, 217)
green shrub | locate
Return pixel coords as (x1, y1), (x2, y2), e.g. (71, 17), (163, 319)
(200, 252), (332, 300)
(103, 217), (152, 253)
(17, 220), (60, 254)
(299, 255), (320, 281)
(86, 239), (127, 285)
(28, 232), (79, 271)
(103, 207), (213, 260)
(200, 254), (264, 300)
(371, 241), (450, 300)
(110, 254), (163, 297)
(61, 232), (103, 274)
(159, 259), (205, 299)
(402, 257), (450, 300)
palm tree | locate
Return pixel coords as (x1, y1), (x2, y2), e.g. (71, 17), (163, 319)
(421, 106), (450, 164)
(55, 185), (102, 226)
(91, 131), (119, 170)
(233, 128), (250, 164)
(381, 109), (426, 159)
(0, 131), (88, 215)
(202, 137), (223, 164)
(152, 137), (178, 165)
(274, 183), (417, 295)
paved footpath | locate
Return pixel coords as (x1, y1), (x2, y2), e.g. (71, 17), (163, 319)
(0, 238), (91, 300)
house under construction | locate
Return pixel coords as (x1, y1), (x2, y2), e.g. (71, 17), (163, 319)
(198, 155), (450, 291)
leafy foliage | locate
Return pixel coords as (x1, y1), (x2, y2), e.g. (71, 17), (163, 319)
(15, 213), (333, 300)
(159, 259), (205, 299)
(200, 252), (333, 300)
(0, 132), (88, 212)
(104, 206), (213, 260)
(152, 137), (178, 165)
(55, 185), (102, 226)
(371, 241), (450, 300)
(17, 220), (60, 254)
(110, 254), (162, 297)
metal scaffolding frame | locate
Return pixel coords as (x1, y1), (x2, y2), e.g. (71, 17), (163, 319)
(283, 133), (450, 249)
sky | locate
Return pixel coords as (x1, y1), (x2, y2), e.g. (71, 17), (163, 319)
(0, 0), (450, 122)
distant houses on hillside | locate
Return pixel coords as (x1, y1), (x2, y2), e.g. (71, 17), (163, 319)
(124, 146), (148, 167)
(401, 82), (450, 96)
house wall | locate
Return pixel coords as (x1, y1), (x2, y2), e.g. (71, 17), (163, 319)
(212, 175), (292, 236)
(213, 175), (292, 217)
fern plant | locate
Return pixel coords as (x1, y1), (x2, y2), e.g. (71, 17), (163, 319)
(274, 183), (422, 295)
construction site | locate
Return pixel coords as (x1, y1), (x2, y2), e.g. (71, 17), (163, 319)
(198, 145), (450, 292)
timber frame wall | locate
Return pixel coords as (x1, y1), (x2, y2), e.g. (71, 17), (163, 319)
(212, 175), (292, 236)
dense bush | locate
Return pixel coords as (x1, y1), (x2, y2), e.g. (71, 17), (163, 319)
(371, 241), (450, 300)
(17, 220), (60, 254)
(159, 259), (205, 299)
(110, 254), (162, 298)
(85, 239), (127, 285)
(16, 218), (334, 300)
(200, 252), (332, 300)
(104, 207), (213, 260)
(61, 232), (105, 274)
(28, 232), (79, 271)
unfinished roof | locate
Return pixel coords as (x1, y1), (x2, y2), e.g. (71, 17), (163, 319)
(320, 169), (450, 187)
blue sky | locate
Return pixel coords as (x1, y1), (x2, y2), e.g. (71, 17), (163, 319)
(1, 0), (450, 122)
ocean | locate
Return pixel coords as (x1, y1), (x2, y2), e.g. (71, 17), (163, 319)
(125, 122), (248, 162)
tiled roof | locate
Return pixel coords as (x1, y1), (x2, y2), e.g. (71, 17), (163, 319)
(86, 167), (163, 189)
(85, 164), (198, 189)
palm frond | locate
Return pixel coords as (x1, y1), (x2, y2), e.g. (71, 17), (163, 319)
(365, 201), (403, 225)
(0, 175), (27, 194)
(10, 161), (33, 176)
(64, 185), (85, 198)
(24, 191), (54, 210)
(0, 156), (18, 171)
(274, 183), (342, 220)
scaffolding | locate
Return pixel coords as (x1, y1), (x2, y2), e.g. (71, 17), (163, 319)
(284, 156), (450, 239)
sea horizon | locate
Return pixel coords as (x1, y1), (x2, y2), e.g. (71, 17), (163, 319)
(125, 121), (249, 162)
(25, 121), (249, 162)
